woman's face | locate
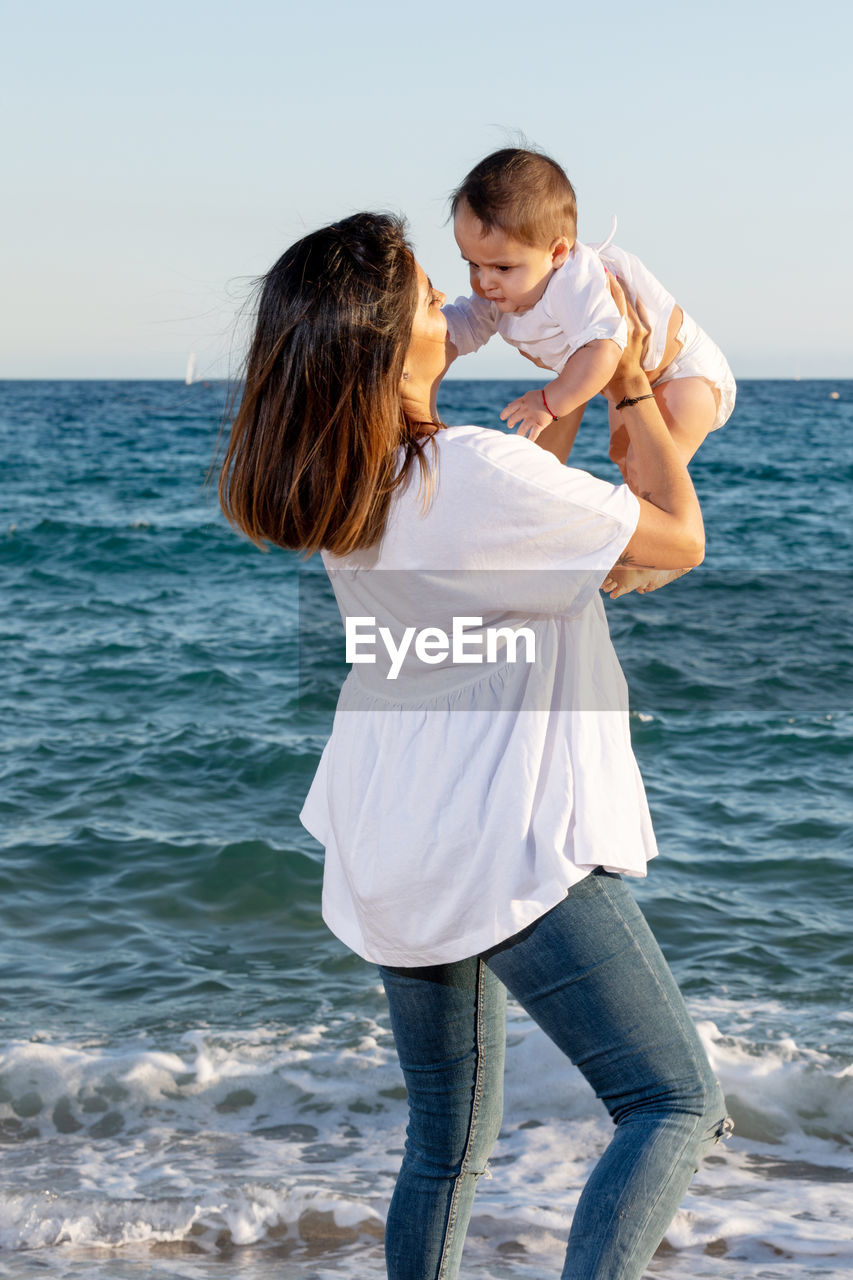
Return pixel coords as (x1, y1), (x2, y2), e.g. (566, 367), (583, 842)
(404, 262), (447, 386)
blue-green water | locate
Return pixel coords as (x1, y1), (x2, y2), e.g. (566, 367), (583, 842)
(1, 379), (851, 1277)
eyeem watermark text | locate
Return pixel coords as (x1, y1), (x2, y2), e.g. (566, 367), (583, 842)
(346, 616), (537, 680)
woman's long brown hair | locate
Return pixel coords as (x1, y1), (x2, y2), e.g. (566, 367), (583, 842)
(219, 212), (436, 555)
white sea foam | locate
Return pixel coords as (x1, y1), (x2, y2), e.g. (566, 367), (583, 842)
(0, 1001), (851, 1277)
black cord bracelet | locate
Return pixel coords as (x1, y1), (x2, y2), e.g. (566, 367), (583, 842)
(615, 393), (656, 410)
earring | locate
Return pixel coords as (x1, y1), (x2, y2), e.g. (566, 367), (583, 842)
(402, 372), (410, 381)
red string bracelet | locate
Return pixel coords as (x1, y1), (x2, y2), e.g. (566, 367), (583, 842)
(541, 388), (558, 420)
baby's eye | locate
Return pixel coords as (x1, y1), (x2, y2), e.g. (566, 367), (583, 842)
(496, 265), (511, 272)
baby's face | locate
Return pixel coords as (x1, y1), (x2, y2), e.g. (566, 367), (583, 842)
(454, 204), (570, 315)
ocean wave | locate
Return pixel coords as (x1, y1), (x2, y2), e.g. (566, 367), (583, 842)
(3, 379), (853, 1277)
(0, 1008), (851, 1273)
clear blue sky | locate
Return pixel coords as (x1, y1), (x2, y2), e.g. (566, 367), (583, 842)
(3, 0), (851, 378)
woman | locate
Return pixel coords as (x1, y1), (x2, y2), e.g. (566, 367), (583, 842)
(219, 212), (731, 1280)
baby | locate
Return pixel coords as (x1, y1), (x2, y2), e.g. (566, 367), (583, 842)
(443, 148), (736, 494)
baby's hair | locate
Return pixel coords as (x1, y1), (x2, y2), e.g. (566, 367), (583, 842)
(450, 148), (577, 247)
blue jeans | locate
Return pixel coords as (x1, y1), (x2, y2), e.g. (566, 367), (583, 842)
(379, 869), (731, 1280)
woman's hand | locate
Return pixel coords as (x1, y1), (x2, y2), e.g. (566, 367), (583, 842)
(602, 276), (652, 403)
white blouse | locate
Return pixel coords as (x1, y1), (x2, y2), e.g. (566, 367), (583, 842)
(299, 425), (656, 967)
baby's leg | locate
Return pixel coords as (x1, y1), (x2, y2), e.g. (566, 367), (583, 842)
(536, 403), (586, 465)
(615, 375), (719, 488)
(653, 374), (720, 465)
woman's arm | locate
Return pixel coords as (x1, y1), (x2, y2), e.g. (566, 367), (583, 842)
(604, 285), (704, 572)
(609, 390), (705, 569)
(534, 404), (586, 465)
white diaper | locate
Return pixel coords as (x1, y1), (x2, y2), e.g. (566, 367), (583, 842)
(652, 311), (736, 431)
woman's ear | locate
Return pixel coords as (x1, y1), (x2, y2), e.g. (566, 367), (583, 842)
(551, 236), (572, 268)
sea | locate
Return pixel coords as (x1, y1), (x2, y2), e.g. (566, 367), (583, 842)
(1, 378), (851, 1279)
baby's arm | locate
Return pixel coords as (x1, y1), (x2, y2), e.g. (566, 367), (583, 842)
(500, 339), (621, 439)
(442, 294), (499, 362)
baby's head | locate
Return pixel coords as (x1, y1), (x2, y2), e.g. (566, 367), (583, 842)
(451, 149), (577, 314)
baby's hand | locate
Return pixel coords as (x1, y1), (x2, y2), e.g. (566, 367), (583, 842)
(500, 390), (555, 440)
(601, 566), (692, 599)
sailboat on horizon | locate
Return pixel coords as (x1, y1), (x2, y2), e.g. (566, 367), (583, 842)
(185, 352), (196, 386)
